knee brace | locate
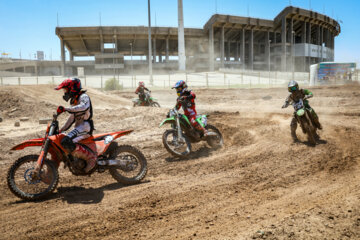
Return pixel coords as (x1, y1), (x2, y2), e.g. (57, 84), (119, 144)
(61, 136), (76, 152)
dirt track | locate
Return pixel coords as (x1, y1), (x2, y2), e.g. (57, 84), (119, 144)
(0, 84), (359, 239)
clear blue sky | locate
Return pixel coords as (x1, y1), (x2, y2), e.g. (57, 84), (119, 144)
(1, 0), (359, 64)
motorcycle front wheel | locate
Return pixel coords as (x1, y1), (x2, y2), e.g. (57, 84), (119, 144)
(162, 129), (192, 158)
(7, 155), (59, 201)
(151, 102), (161, 107)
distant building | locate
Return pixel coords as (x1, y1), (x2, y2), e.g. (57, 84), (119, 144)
(0, 6), (341, 76)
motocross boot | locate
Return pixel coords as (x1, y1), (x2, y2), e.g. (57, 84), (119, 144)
(193, 121), (209, 137)
(72, 144), (97, 173)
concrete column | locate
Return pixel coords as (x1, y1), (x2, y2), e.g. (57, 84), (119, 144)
(249, 29), (254, 71)
(281, 16), (287, 72)
(209, 25), (214, 71)
(177, 0), (186, 71)
(159, 53), (162, 63)
(226, 41), (230, 61)
(241, 28), (245, 70)
(60, 37), (65, 76)
(301, 21), (306, 72)
(266, 31), (270, 71)
(114, 33), (118, 53)
(165, 37), (169, 62)
(70, 52), (74, 61)
(273, 32), (277, 44)
(307, 22), (311, 68)
(317, 25), (321, 45)
(153, 38), (156, 63)
(321, 26), (324, 61)
(235, 41), (239, 61)
(301, 21), (306, 43)
(220, 26), (225, 67)
(99, 29), (104, 53)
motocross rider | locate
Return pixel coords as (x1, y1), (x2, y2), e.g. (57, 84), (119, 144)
(282, 80), (322, 142)
(173, 80), (210, 137)
(55, 78), (96, 173)
(135, 81), (151, 104)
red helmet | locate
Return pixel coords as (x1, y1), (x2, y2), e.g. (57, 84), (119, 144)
(55, 78), (82, 102)
(139, 81), (145, 87)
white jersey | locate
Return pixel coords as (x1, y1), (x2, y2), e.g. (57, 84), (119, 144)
(61, 93), (93, 132)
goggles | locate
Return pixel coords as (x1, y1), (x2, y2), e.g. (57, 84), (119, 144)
(289, 86), (297, 91)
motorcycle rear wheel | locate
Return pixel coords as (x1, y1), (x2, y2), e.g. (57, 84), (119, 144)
(206, 124), (224, 149)
(7, 155), (59, 201)
(109, 145), (148, 185)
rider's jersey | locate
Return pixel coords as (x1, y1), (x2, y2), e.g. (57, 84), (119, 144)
(284, 89), (313, 107)
(135, 86), (150, 95)
(175, 90), (197, 117)
(61, 92), (93, 131)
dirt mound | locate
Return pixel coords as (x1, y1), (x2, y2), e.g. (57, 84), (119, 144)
(0, 88), (55, 119)
(0, 84), (359, 239)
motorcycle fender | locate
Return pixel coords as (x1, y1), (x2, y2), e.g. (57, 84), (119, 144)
(11, 138), (44, 150)
(296, 109), (305, 116)
(159, 117), (176, 127)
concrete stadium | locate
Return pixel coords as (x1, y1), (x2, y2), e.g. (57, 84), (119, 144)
(0, 6), (340, 77)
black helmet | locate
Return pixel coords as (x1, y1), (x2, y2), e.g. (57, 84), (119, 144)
(288, 80), (299, 92)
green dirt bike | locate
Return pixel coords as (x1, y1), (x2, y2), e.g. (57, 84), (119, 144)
(132, 92), (160, 107)
(291, 98), (320, 145)
(159, 108), (224, 158)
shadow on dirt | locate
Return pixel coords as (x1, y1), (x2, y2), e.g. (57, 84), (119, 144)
(299, 138), (328, 147)
(10, 181), (150, 204)
(165, 146), (216, 162)
(57, 181), (150, 204)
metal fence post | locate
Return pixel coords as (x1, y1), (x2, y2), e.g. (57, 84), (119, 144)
(52, 76), (54, 85)
(36, 76), (39, 85)
(84, 75), (87, 86)
(206, 73), (209, 88)
(0, 77), (2, 86)
(18, 77), (21, 86)
(101, 75), (103, 90)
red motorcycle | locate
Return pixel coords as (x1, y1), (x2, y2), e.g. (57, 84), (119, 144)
(7, 113), (148, 201)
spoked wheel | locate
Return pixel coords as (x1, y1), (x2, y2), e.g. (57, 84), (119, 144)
(162, 129), (191, 158)
(151, 102), (161, 107)
(303, 122), (316, 145)
(109, 145), (147, 185)
(7, 155), (59, 201)
(206, 124), (224, 149)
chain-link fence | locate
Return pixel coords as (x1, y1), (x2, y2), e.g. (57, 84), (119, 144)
(0, 70), (358, 90)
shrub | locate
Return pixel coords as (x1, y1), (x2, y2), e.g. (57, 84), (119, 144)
(104, 78), (123, 91)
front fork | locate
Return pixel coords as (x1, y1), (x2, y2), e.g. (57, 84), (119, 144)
(34, 138), (51, 176)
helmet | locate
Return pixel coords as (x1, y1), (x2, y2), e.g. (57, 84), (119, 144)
(55, 78), (82, 102)
(139, 81), (145, 87)
(288, 80), (299, 92)
(172, 80), (187, 96)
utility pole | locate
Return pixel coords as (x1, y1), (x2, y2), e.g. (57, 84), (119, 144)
(148, 0), (153, 85)
(178, 0), (186, 71)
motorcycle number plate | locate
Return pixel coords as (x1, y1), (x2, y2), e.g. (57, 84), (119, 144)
(104, 135), (114, 144)
(296, 109), (305, 116)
